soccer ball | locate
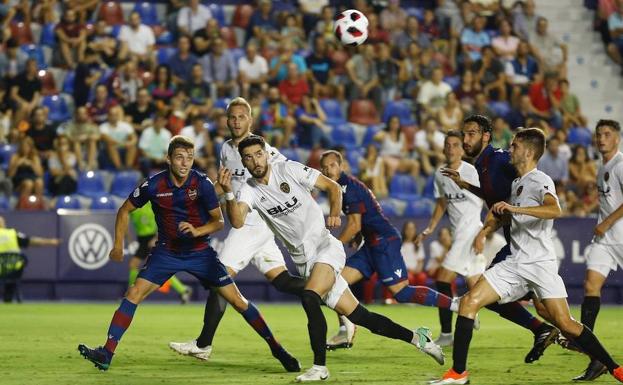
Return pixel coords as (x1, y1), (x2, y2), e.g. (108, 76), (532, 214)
(333, 9), (369, 46)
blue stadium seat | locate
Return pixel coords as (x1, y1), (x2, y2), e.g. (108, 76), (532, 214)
(40, 23), (56, 47)
(0, 144), (16, 169)
(346, 148), (364, 176)
(158, 47), (177, 65)
(421, 174), (435, 199)
(41, 95), (71, 123)
(207, 3), (226, 26)
(90, 194), (117, 210)
(77, 171), (106, 199)
(55, 195), (82, 209)
(379, 199), (399, 217)
(279, 148), (300, 162)
(404, 199), (433, 217)
(21, 44), (47, 69)
(405, 7), (424, 20)
(62, 70), (75, 95)
(331, 123), (358, 149)
(382, 100), (415, 126)
(0, 195), (9, 211)
(567, 126), (593, 147)
(389, 173), (420, 201)
(489, 101), (511, 119)
(133, 2), (159, 25)
(110, 170), (142, 197)
(156, 30), (174, 45)
(319, 99), (346, 125)
(214, 98), (232, 110)
(362, 124), (382, 146)
(230, 47), (245, 65)
(444, 75), (461, 90)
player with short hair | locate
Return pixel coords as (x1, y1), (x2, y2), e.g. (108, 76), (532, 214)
(432, 128), (623, 384)
(77, 135), (300, 373)
(573, 119), (623, 381)
(319, 149), (466, 350)
(169, 97), (306, 362)
(219, 135), (444, 382)
(415, 131), (486, 346)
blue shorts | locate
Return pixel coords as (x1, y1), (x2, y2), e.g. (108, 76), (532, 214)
(346, 238), (407, 287)
(138, 247), (233, 288)
(490, 243), (511, 267)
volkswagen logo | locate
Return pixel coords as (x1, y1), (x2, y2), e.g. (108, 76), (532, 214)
(68, 223), (112, 270)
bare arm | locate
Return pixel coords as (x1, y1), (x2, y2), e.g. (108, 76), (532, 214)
(178, 207), (225, 237)
(28, 237), (61, 246)
(415, 197), (447, 246)
(338, 213), (361, 245)
(595, 201), (623, 237)
(440, 168), (485, 199)
(217, 167), (250, 228)
(492, 193), (561, 219)
(109, 199), (136, 261)
(314, 173), (343, 228)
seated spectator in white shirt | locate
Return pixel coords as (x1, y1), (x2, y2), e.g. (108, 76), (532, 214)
(99, 106), (137, 170)
(119, 11), (155, 67)
(138, 112), (172, 176)
(177, 0), (212, 36)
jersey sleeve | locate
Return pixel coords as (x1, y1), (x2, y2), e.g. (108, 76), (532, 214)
(342, 184), (366, 215)
(200, 176), (220, 211)
(537, 173), (558, 204)
(128, 179), (151, 208)
(462, 164), (481, 187)
(285, 161), (321, 191)
(237, 182), (255, 210)
(265, 143), (287, 163)
(433, 169), (443, 199)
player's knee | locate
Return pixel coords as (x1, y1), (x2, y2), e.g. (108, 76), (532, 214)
(553, 315), (579, 335)
(584, 278), (602, 296)
(460, 293), (481, 312)
(125, 285), (145, 303)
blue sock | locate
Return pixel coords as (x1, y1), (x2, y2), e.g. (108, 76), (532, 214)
(394, 285), (453, 309)
(104, 299), (137, 356)
(241, 302), (282, 352)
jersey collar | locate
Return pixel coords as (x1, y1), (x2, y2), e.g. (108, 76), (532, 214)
(337, 172), (348, 185)
(167, 169), (193, 189)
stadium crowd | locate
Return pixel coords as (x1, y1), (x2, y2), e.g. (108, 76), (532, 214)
(0, 0), (606, 220)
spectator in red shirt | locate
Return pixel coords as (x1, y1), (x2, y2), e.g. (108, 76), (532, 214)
(528, 72), (562, 129)
(278, 62), (310, 107)
(55, 8), (87, 69)
(87, 84), (118, 125)
(367, 12), (390, 44)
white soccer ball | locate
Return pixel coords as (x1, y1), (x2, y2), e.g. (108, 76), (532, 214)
(333, 9), (369, 46)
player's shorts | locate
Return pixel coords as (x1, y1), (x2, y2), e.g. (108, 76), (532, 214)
(346, 237), (408, 287)
(295, 234), (347, 309)
(442, 227), (487, 277)
(138, 246), (233, 288)
(134, 235), (155, 260)
(219, 223), (286, 275)
(483, 259), (567, 304)
(585, 242), (623, 277)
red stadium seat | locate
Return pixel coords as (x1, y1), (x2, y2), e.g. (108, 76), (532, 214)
(220, 27), (238, 49)
(98, 1), (125, 25)
(232, 4), (254, 29)
(37, 70), (57, 96)
(349, 100), (380, 125)
(10, 22), (34, 45)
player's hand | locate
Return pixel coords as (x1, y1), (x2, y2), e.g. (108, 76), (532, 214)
(326, 216), (341, 228)
(492, 201), (515, 215)
(594, 220), (610, 237)
(472, 232), (486, 254)
(441, 168), (464, 188)
(217, 167), (233, 193)
(414, 228), (432, 247)
(179, 221), (200, 237)
(109, 246), (124, 262)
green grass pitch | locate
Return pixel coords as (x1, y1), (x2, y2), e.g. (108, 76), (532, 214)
(1, 303), (622, 385)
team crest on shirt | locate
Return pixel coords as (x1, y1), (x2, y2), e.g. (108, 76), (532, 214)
(133, 188), (139, 198)
(605, 172), (610, 181)
(280, 182), (290, 193)
(517, 186), (523, 196)
(188, 188), (198, 200)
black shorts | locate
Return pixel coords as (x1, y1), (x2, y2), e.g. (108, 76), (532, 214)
(135, 235), (155, 260)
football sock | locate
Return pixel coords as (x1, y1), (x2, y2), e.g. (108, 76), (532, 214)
(393, 285), (453, 309)
(104, 299), (137, 357)
(581, 296), (600, 332)
(485, 301), (543, 334)
(436, 281), (454, 334)
(452, 315), (475, 374)
(169, 275), (186, 295)
(271, 271), (306, 296)
(347, 304), (413, 343)
(128, 268), (138, 287)
(196, 288), (227, 348)
(240, 302), (282, 352)
(301, 290), (327, 366)
(575, 325), (618, 372)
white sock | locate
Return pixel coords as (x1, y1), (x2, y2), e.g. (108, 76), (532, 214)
(450, 297), (460, 312)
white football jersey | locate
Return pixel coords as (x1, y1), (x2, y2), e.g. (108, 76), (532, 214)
(508, 168), (559, 263)
(220, 138), (286, 225)
(433, 161), (484, 234)
(596, 152), (623, 244)
(238, 160), (328, 264)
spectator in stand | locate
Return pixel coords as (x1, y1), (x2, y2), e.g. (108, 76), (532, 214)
(281, 13), (307, 50)
(359, 143), (388, 199)
(110, 59), (143, 106)
(184, 63), (212, 116)
(87, 84), (118, 126)
(295, 95), (332, 149)
(24, 106), (57, 164)
(9, 59), (41, 125)
(315, 5), (335, 43)
(473, 45), (507, 101)
(73, 48), (104, 108)
(490, 116), (513, 149)
(471, 91), (496, 119)
(438, 92), (464, 133)
(192, 18), (220, 57)
(48, 135), (78, 196)
(375, 115), (422, 182)
(427, 227), (452, 279)
(279, 62), (310, 107)
(87, 20), (119, 68)
(306, 36), (336, 99)
(421, 9), (443, 42)
(381, 0), (408, 40)
(456, 69), (481, 112)
(507, 94), (537, 129)
(199, 37), (238, 100)
(8, 137), (44, 202)
(149, 64), (176, 108)
(606, 4), (623, 72)
(298, 0), (328, 36)
(259, 86), (296, 148)
(0, 37), (28, 80)
(401, 220), (427, 287)
(209, 111), (230, 146)
(138, 112), (171, 176)
(124, 87), (156, 133)
(99, 106), (137, 170)
(460, 15), (490, 64)
(537, 135), (569, 185)
(119, 11), (155, 68)
(179, 114), (215, 170)
(417, 67), (452, 118)
(414, 116), (445, 176)
(177, 0), (212, 37)
(512, 0), (540, 41)
(168, 35), (198, 86)
(492, 19), (520, 62)
(528, 72), (562, 129)
(558, 78), (585, 130)
(579, 181), (600, 216)
(247, 0), (280, 45)
(530, 17), (568, 77)
(376, 42), (402, 102)
(346, 45), (382, 111)
(55, 8), (87, 69)
(238, 43), (269, 100)
(60, 106), (99, 171)
(401, 42), (423, 99)
(268, 39), (307, 83)
(505, 40), (540, 103)
(395, 16), (432, 57)
(366, 12), (390, 45)
(568, 145), (597, 193)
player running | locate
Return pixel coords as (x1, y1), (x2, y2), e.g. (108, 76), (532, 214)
(319, 149), (468, 350)
(219, 135), (444, 382)
(431, 128), (623, 384)
(169, 97), (306, 362)
(415, 131), (486, 346)
(573, 119), (623, 381)
(77, 135), (299, 373)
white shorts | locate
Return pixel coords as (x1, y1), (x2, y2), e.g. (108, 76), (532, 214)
(218, 224), (286, 275)
(295, 234), (347, 309)
(442, 226), (487, 277)
(585, 242), (623, 277)
(483, 259), (568, 304)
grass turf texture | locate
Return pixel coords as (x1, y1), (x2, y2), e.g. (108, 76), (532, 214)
(1, 303), (621, 385)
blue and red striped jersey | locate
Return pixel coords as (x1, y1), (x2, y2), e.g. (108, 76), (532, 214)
(338, 172), (400, 245)
(128, 169), (220, 253)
